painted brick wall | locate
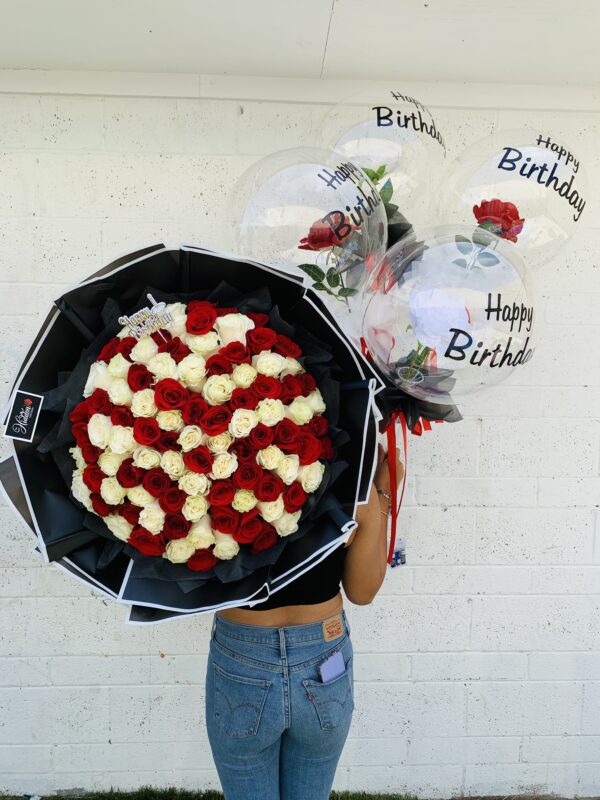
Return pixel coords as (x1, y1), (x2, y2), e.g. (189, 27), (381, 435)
(0, 72), (599, 797)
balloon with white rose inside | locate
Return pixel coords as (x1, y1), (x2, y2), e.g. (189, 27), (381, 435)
(437, 128), (587, 270)
(361, 226), (535, 403)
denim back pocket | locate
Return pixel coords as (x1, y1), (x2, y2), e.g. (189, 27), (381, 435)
(302, 655), (354, 730)
(213, 662), (272, 739)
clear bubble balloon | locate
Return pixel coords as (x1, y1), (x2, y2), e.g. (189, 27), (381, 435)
(362, 226), (535, 404)
(320, 87), (447, 232)
(437, 129), (587, 269)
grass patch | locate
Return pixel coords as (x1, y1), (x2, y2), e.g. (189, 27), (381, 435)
(0, 789), (421, 800)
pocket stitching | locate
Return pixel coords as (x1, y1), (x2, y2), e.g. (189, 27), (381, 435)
(212, 663), (272, 739)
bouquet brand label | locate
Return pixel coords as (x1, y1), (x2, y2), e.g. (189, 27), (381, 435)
(118, 294), (174, 340)
(4, 390), (44, 443)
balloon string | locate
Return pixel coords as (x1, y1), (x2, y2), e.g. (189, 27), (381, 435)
(385, 410), (408, 565)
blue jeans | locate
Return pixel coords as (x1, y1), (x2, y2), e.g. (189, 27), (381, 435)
(205, 610), (354, 800)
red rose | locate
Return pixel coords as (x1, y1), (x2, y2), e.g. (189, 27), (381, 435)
(200, 405), (232, 437)
(155, 430), (180, 452)
(298, 217), (356, 251)
(142, 468), (172, 498)
(319, 436), (334, 460)
(119, 502), (141, 526)
(252, 375), (281, 400)
(211, 506), (240, 535)
(186, 300), (217, 335)
(163, 513), (191, 540)
(69, 400), (90, 424)
(205, 353), (232, 376)
(82, 464), (106, 494)
(133, 417), (161, 446)
(129, 526), (166, 556)
(248, 423), (274, 450)
(279, 374), (302, 404)
(233, 509), (263, 544)
(118, 337), (137, 360)
(229, 437), (256, 462)
(250, 522), (278, 554)
(246, 327), (277, 354)
(183, 445), (213, 474)
(233, 462), (261, 490)
(154, 378), (189, 410)
(208, 480), (236, 507)
(222, 342), (251, 365)
(158, 336), (191, 363)
(116, 458), (143, 489)
(80, 443), (101, 464)
(90, 493), (115, 517)
(86, 388), (113, 416)
(182, 393), (209, 425)
(246, 312), (270, 328)
(473, 198), (525, 243)
(308, 415), (329, 437)
(215, 306), (238, 316)
(97, 338), (121, 363)
(255, 472), (284, 503)
(274, 418), (301, 453)
(111, 405), (134, 427)
(159, 487), (188, 514)
(298, 373), (316, 395)
(72, 421), (91, 448)
(273, 334), (302, 358)
(297, 431), (322, 465)
(151, 329), (172, 345)
(229, 387), (258, 411)
(187, 548), (218, 572)
(283, 481), (307, 513)
(127, 363), (154, 392)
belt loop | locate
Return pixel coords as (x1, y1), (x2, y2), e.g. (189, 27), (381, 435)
(279, 627), (286, 660)
(211, 615), (217, 639)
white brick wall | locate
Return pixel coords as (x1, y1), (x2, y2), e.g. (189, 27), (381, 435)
(0, 71), (599, 797)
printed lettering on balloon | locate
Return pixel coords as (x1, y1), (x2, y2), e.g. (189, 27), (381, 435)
(371, 90), (446, 153)
(316, 160), (383, 243)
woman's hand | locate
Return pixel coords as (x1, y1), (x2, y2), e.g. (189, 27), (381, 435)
(373, 443), (405, 497)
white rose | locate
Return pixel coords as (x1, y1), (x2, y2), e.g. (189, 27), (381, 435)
(100, 476), (126, 506)
(186, 331), (220, 357)
(177, 353), (206, 390)
(178, 425), (204, 452)
(287, 398), (313, 426)
(182, 494), (209, 522)
(258, 496), (285, 523)
(275, 454), (300, 486)
(306, 389), (326, 414)
(97, 450), (126, 477)
(166, 302), (188, 337)
(281, 357), (304, 377)
(83, 361), (113, 397)
(88, 414), (112, 449)
(156, 410), (184, 432)
(139, 504), (166, 534)
(210, 452), (238, 481)
(147, 352), (178, 381)
(71, 472), (92, 511)
(256, 445), (284, 471)
(256, 398), (285, 427)
(207, 432), (233, 454)
(186, 515), (216, 549)
(108, 425), (135, 455)
(104, 514), (133, 542)
(298, 461), (325, 493)
(131, 389), (157, 418)
(213, 531), (240, 560)
(232, 489), (258, 513)
(231, 363), (257, 388)
(215, 313), (254, 345)
(160, 450), (185, 479)
(127, 485), (155, 507)
(107, 353), (130, 379)
(202, 374), (235, 405)
(229, 408), (259, 438)
(163, 538), (196, 564)
(273, 510), (301, 537)
(178, 472), (211, 496)
(130, 336), (158, 364)
(133, 446), (161, 470)
(254, 351), (287, 377)
(69, 446), (86, 472)
(108, 378), (133, 407)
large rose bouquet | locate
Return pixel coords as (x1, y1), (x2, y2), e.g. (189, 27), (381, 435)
(68, 300), (332, 573)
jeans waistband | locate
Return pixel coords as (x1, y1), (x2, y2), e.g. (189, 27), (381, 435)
(212, 609), (350, 646)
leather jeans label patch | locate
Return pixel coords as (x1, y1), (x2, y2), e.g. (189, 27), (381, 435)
(322, 613), (344, 642)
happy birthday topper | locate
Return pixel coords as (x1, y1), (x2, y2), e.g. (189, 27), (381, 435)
(118, 294), (174, 340)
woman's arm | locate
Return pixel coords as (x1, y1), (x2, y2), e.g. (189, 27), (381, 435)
(341, 444), (404, 605)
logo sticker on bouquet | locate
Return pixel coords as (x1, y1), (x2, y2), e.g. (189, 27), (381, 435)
(3, 390), (44, 443)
